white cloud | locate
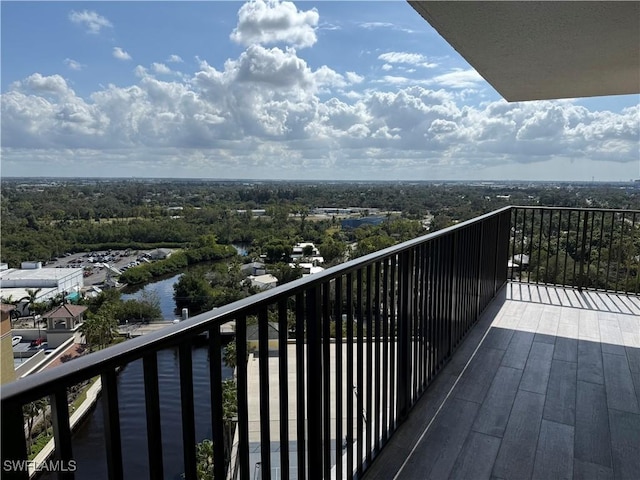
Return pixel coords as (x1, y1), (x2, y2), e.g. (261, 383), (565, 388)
(430, 69), (484, 89)
(346, 72), (364, 84)
(360, 22), (393, 30)
(113, 47), (132, 61)
(378, 52), (437, 68)
(166, 54), (184, 63)
(152, 63), (172, 75)
(68, 10), (112, 34)
(230, 0), (319, 49)
(64, 58), (83, 71)
(3, 8), (638, 184)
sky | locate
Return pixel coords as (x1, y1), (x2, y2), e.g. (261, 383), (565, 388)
(1, 1), (639, 182)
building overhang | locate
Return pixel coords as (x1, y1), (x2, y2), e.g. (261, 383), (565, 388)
(408, 1), (640, 101)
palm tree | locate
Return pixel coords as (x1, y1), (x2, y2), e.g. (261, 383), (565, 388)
(25, 288), (42, 328)
(80, 305), (118, 351)
(23, 399), (47, 455)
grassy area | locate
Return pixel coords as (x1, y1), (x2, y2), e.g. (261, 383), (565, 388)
(28, 432), (53, 460)
(69, 375), (100, 414)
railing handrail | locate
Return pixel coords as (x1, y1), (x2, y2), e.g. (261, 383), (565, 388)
(513, 205), (640, 214)
(0, 206), (512, 404)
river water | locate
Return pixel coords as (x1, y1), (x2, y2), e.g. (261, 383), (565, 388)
(41, 260), (240, 479)
(120, 243), (249, 320)
(41, 347), (232, 480)
(121, 273), (183, 320)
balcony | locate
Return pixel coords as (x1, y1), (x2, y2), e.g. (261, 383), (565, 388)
(1, 206), (638, 479)
(363, 283), (640, 479)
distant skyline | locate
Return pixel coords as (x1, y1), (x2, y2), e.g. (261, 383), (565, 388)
(1, 1), (639, 181)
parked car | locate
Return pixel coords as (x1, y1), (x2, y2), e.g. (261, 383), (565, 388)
(30, 337), (46, 347)
(12, 336), (22, 347)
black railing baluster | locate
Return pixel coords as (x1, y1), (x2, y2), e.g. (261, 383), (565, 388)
(555, 210), (562, 285)
(1, 400), (28, 480)
(529, 209), (536, 285)
(596, 211), (605, 288)
(179, 342), (196, 480)
(573, 210), (582, 285)
(536, 209), (544, 284)
(628, 213), (637, 294)
(578, 211), (590, 291)
(257, 309), (272, 479)
(510, 208), (519, 281)
(277, 299), (290, 480)
(365, 264), (373, 466)
(397, 250), (413, 419)
(418, 244), (427, 392)
(519, 208), (527, 282)
(50, 388), (73, 480)
(207, 325), (226, 480)
(306, 285), (323, 480)
(374, 261), (381, 453)
(143, 352), (163, 479)
(322, 282), (331, 479)
(614, 212), (626, 293)
(606, 211), (616, 288)
(101, 369), (123, 480)
(381, 260), (389, 443)
(389, 256), (396, 432)
(356, 268), (364, 477)
(235, 316), (250, 479)
(587, 210), (596, 289)
(334, 277), (343, 480)
(545, 209), (553, 284)
(345, 272), (354, 479)
(295, 294), (306, 480)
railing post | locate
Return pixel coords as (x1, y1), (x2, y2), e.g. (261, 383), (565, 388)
(101, 369), (123, 480)
(1, 400), (28, 480)
(578, 210), (589, 291)
(306, 286), (323, 480)
(396, 249), (414, 421)
(50, 388), (74, 480)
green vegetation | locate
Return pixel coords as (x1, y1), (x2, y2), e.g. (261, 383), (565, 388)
(2, 179), (638, 300)
(119, 240), (236, 285)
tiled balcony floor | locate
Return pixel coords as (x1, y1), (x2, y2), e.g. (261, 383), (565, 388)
(364, 284), (640, 480)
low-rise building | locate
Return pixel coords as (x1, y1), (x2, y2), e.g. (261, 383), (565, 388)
(1, 304), (16, 384)
(0, 263), (84, 315)
(43, 304), (87, 348)
(246, 274), (278, 290)
(147, 248), (174, 260)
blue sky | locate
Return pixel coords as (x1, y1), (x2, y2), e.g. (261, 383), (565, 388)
(1, 1), (638, 181)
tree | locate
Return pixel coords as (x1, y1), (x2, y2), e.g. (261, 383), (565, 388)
(194, 439), (215, 480)
(23, 399), (47, 455)
(223, 342), (237, 371)
(173, 272), (214, 315)
(79, 304), (118, 351)
(25, 288), (42, 327)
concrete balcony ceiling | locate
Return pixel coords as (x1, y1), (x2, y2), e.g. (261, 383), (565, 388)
(409, 1), (640, 101)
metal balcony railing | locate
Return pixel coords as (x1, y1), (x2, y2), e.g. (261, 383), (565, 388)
(510, 207), (640, 294)
(2, 206), (636, 480)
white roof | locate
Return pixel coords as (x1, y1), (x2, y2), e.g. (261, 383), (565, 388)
(0, 287), (58, 302)
(0, 267), (83, 282)
(249, 274), (278, 285)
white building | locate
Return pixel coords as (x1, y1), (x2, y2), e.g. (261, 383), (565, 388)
(291, 243), (324, 264)
(247, 274), (278, 290)
(0, 263), (84, 307)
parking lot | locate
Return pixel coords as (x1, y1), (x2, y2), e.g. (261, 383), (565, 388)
(46, 249), (153, 286)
